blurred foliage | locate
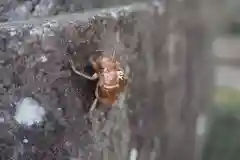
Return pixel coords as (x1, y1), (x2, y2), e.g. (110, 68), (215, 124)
(202, 112), (240, 160)
(203, 86), (240, 160)
(214, 86), (240, 109)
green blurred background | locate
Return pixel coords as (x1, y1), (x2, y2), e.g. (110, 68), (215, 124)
(203, 86), (240, 160)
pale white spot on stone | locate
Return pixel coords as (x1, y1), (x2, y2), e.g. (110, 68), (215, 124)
(123, 6), (131, 12)
(30, 27), (43, 36)
(39, 55), (48, 63)
(157, 4), (166, 15)
(43, 21), (58, 28)
(42, 27), (54, 36)
(110, 11), (119, 19)
(10, 30), (17, 36)
(65, 141), (71, 146)
(14, 97), (46, 126)
(23, 138), (28, 143)
(130, 148), (138, 160)
(0, 117), (4, 123)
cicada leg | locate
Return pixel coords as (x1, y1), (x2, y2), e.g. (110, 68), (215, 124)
(89, 84), (100, 119)
(89, 98), (98, 119)
(69, 60), (98, 80)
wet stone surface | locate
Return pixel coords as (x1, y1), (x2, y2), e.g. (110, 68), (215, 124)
(0, 7), (138, 159)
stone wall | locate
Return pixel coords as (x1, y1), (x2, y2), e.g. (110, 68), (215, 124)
(0, 2), (212, 160)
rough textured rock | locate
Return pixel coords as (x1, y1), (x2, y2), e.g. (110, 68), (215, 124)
(0, 2), (212, 160)
(0, 0), (147, 22)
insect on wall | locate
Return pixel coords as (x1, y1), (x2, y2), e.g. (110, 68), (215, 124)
(69, 17), (129, 122)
